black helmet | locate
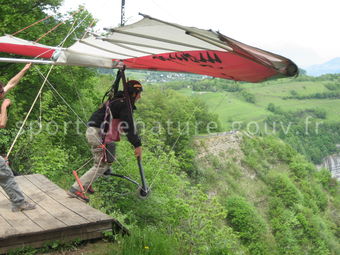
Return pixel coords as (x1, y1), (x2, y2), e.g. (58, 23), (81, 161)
(126, 80), (143, 95)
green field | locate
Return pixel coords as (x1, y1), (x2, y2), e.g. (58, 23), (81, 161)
(179, 78), (340, 129)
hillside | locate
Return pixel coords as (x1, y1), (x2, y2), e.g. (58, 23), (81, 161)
(167, 74), (340, 170)
(32, 132), (340, 255)
(194, 132), (340, 255)
(177, 76), (340, 129)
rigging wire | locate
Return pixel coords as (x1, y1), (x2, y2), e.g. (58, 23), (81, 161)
(34, 8), (85, 43)
(35, 23), (65, 43)
(6, 10), (90, 158)
(12, 16), (53, 36)
(6, 65), (55, 158)
(69, 67), (89, 120)
(73, 157), (93, 173)
(32, 65), (130, 192)
(81, 19), (96, 40)
(31, 10), (91, 60)
(39, 89), (42, 129)
(36, 68), (88, 127)
(7, 10), (137, 197)
(14, 10), (109, 196)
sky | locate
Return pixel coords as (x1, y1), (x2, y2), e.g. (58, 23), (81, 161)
(60, 0), (340, 68)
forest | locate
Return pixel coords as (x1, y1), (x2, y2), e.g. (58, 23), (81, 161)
(0, 1), (339, 255)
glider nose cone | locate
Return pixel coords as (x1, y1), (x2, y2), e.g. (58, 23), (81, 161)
(285, 61), (299, 77)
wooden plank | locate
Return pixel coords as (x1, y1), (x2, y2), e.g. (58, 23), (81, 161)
(0, 176), (67, 232)
(25, 174), (112, 222)
(27, 175), (129, 234)
(21, 195), (67, 231)
(0, 190), (42, 235)
(15, 176), (89, 227)
(0, 214), (17, 238)
(0, 180), (67, 234)
(12, 176), (67, 231)
(2, 220), (112, 245)
(0, 220), (113, 254)
(27, 174), (128, 235)
(0, 189), (19, 238)
(1, 230), (105, 254)
(0, 174), (124, 254)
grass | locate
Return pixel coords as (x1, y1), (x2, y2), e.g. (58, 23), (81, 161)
(178, 78), (340, 129)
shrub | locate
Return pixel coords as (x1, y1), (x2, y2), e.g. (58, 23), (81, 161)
(241, 91), (256, 104)
(267, 172), (303, 208)
(289, 154), (315, 178)
(226, 196), (271, 255)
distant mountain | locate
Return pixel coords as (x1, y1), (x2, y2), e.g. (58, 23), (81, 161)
(305, 57), (340, 76)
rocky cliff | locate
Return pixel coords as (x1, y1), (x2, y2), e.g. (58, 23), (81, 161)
(319, 153), (340, 181)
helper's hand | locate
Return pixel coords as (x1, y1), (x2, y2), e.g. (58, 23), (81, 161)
(2, 99), (11, 108)
(134, 146), (142, 159)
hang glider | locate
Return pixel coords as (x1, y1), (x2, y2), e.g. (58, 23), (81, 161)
(0, 14), (298, 82)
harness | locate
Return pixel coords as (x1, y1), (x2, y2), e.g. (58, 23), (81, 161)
(98, 68), (150, 198)
(99, 98), (121, 163)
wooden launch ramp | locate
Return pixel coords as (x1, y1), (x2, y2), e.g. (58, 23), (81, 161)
(0, 174), (124, 254)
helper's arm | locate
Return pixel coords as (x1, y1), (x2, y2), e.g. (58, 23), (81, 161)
(0, 99), (11, 128)
(4, 63), (31, 94)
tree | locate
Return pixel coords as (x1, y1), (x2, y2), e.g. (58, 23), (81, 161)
(0, 1), (97, 182)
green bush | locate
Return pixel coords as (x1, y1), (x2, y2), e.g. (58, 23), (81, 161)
(267, 172), (303, 208)
(289, 154), (315, 178)
(226, 196), (271, 255)
(268, 199), (301, 255)
(241, 91), (256, 104)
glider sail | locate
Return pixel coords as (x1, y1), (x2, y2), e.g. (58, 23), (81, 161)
(0, 14), (298, 82)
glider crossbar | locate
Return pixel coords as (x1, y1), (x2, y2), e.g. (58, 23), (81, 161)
(185, 31), (233, 52)
(112, 42), (155, 55)
(139, 13), (233, 52)
(79, 39), (138, 58)
(109, 29), (214, 51)
(101, 38), (182, 53)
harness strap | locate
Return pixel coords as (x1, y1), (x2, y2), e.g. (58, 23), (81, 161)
(101, 98), (121, 143)
(101, 70), (122, 102)
(97, 144), (107, 162)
